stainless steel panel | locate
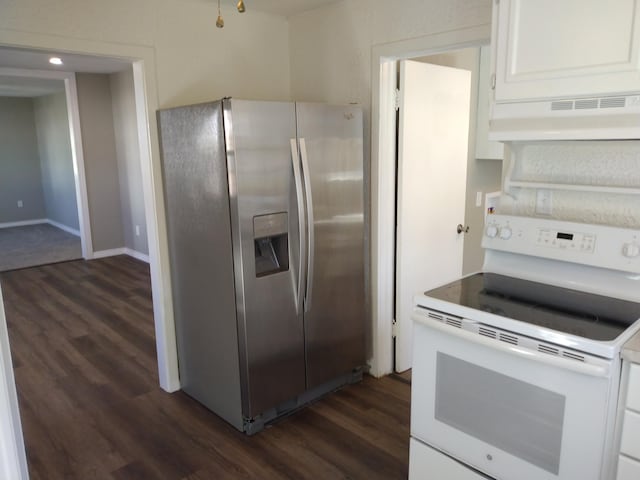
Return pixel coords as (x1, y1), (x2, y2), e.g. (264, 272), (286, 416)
(296, 102), (366, 388)
(226, 99), (306, 417)
(157, 101), (243, 430)
(253, 212), (288, 238)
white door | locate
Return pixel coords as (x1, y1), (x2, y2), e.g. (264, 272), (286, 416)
(395, 60), (471, 372)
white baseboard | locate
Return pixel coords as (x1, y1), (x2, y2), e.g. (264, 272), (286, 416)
(92, 248), (127, 259)
(92, 247), (150, 263)
(0, 219), (47, 229)
(46, 219), (81, 237)
(124, 248), (150, 263)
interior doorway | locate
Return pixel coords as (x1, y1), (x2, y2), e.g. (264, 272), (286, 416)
(0, 46), (158, 480)
(394, 59), (472, 373)
(369, 25), (503, 378)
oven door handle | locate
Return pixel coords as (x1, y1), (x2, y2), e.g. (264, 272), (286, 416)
(415, 315), (611, 378)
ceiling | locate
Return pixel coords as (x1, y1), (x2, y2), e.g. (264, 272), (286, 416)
(0, 47), (132, 97)
(242, 0), (340, 17)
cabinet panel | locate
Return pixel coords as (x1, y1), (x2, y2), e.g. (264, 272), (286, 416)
(627, 364), (640, 411)
(475, 46), (503, 160)
(620, 410), (640, 460)
(617, 455), (640, 480)
(494, 0), (640, 101)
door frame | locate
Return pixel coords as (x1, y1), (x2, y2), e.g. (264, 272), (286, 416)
(0, 34), (180, 480)
(369, 24), (490, 377)
(0, 67), (93, 258)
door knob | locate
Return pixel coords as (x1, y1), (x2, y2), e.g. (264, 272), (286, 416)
(457, 224), (470, 234)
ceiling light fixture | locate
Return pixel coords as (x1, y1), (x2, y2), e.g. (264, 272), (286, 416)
(49, 57), (63, 66)
(216, 0), (246, 28)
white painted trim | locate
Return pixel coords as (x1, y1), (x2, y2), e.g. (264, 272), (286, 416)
(0, 219), (47, 229)
(91, 247), (150, 264)
(91, 247), (127, 259)
(370, 25), (491, 377)
(46, 219), (80, 237)
(0, 287), (28, 480)
(368, 60), (397, 378)
(64, 73), (93, 259)
(0, 68), (93, 261)
(132, 60), (180, 392)
(124, 248), (150, 263)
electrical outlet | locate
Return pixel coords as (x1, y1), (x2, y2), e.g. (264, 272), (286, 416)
(17, 200), (23, 208)
(135, 225), (140, 236)
(536, 189), (553, 215)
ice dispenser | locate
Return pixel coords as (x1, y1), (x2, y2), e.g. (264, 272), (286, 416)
(254, 213), (289, 277)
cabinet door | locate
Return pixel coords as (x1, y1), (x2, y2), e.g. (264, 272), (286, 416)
(475, 46), (503, 160)
(494, 0), (640, 102)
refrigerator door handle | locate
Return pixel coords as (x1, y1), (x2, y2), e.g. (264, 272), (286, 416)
(290, 138), (306, 314)
(299, 138), (314, 312)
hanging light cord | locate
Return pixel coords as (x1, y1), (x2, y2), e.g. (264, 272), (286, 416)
(216, 0), (224, 28)
(216, 0), (245, 28)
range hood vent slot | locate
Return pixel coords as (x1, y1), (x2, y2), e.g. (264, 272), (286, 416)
(551, 100), (573, 111)
(600, 97), (626, 108)
(575, 99), (598, 110)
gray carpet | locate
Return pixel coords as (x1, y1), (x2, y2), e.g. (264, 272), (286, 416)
(0, 223), (82, 272)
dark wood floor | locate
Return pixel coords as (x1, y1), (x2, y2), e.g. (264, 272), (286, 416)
(1, 256), (410, 479)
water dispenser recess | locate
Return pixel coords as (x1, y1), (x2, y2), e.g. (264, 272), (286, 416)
(253, 213), (289, 277)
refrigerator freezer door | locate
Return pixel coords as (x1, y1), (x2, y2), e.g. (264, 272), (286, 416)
(157, 101), (243, 430)
(225, 99), (306, 418)
(295, 103), (366, 388)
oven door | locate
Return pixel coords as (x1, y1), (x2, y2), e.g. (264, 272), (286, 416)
(411, 308), (616, 480)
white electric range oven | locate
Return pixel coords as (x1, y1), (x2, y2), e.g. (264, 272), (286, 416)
(409, 215), (640, 480)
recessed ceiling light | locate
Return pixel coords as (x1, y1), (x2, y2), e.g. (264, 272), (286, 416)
(49, 57), (63, 65)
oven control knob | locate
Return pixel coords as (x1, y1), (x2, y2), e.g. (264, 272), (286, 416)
(499, 227), (512, 240)
(623, 242), (640, 258)
(486, 225), (499, 238)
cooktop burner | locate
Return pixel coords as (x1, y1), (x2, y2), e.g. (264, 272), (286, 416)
(424, 273), (640, 342)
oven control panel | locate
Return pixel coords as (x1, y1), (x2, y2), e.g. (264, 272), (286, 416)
(483, 214), (640, 273)
(536, 228), (596, 253)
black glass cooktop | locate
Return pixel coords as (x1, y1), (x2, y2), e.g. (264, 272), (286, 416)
(424, 273), (640, 342)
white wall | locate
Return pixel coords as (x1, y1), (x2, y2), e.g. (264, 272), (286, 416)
(0, 97), (47, 224)
(76, 73), (126, 252)
(33, 91), (80, 231)
(111, 67), (148, 256)
(0, 0), (291, 108)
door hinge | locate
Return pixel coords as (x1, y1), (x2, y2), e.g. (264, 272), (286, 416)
(394, 88), (401, 111)
(392, 320), (398, 338)
(491, 73), (496, 90)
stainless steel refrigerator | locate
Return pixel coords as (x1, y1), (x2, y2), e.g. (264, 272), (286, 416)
(157, 99), (365, 434)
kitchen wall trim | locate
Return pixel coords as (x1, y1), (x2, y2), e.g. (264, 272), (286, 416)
(369, 23), (491, 376)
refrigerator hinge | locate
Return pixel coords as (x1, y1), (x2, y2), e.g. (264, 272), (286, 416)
(391, 320), (398, 338)
(394, 88), (401, 111)
(491, 73), (496, 90)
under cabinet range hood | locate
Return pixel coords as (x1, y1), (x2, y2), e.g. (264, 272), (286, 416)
(488, 0), (640, 141)
(489, 94), (640, 141)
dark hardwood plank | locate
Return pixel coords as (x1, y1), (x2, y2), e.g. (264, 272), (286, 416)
(0, 255), (410, 479)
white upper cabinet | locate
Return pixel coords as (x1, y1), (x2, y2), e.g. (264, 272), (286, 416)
(475, 46), (504, 160)
(490, 0), (640, 140)
(494, 0), (640, 101)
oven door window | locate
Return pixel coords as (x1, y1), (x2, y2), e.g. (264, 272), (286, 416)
(410, 317), (614, 480)
(436, 353), (565, 474)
